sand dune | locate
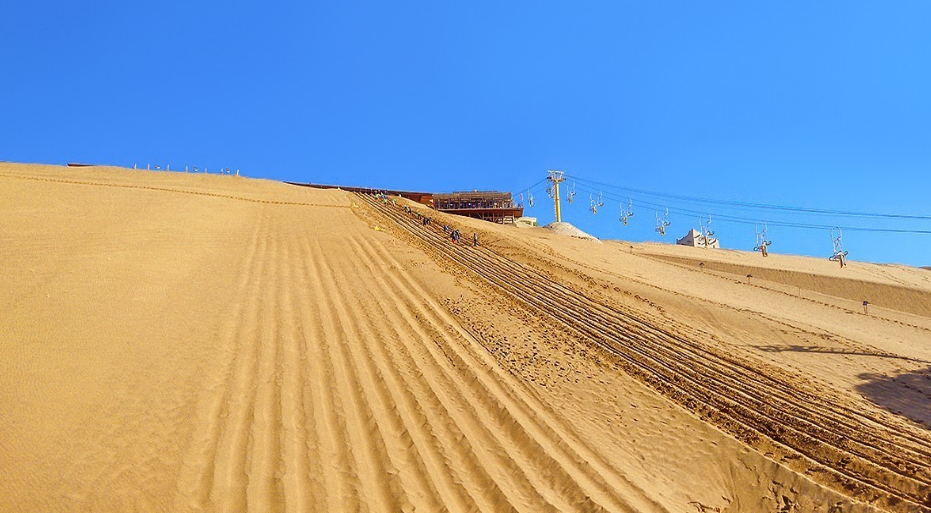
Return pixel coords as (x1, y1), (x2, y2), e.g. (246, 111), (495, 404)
(639, 245), (931, 317)
(2, 163), (928, 512)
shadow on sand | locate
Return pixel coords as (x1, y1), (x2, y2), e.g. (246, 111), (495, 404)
(755, 344), (930, 364)
(855, 366), (931, 429)
(755, 344), (931, 428)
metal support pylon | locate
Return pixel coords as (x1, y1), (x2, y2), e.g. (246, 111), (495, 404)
(546, 170), (566, 223)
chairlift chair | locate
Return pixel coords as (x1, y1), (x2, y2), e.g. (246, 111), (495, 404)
(829, 227), (848, 267)
(754, 222), (772, 257)
(700, 214), (717, 248)
(620, 200), (634, 226)
(655, 208), (670, 236)
(566, 183), (577, 204)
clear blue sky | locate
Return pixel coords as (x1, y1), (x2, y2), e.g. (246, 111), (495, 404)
(2, 2), (930, 265)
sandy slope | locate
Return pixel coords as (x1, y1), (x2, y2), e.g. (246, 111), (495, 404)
(1, 163), (927, 512)
(363, 195), (931, 511)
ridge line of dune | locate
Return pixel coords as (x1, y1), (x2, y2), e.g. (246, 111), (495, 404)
(314, 239), (450, 512)
(0, 172), (347, 208)
(278, 235), (315, 512)
(302, 237), (365, 511)
(335, 237), (513, 511)
(171, 212), (266, 511)
(349, 234), (664, 512)
(352, 235), (670, 513)
(308, 237), (407, 512)
(345, 236), (563, 511)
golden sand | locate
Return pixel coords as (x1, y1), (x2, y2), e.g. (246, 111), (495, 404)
(2, 163), (928, 512)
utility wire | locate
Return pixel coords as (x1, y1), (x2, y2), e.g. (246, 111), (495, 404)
(514, 177), (548, 196)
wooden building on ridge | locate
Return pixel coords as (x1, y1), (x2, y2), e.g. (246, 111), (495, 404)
(433, 191), (523, 224)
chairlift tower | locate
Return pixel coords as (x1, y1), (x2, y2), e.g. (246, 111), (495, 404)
(546, 170), (566, 223)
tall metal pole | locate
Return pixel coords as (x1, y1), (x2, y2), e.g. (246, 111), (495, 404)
(554, 180), (562, 222)
(547, 170), (566, 223)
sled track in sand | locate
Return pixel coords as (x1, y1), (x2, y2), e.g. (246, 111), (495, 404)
(169, 208), (666, 512)
(358, 193), (931, 512)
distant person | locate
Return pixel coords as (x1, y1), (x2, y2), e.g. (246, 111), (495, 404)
(473, 233), (478, 246)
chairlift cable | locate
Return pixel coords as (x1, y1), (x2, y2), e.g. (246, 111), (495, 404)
(570, 182), (931, 234)
(566, 174), (931, 221)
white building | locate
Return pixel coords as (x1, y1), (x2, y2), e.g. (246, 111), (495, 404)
(515, 216), (538, 227)
(676, 229), (720, 248)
